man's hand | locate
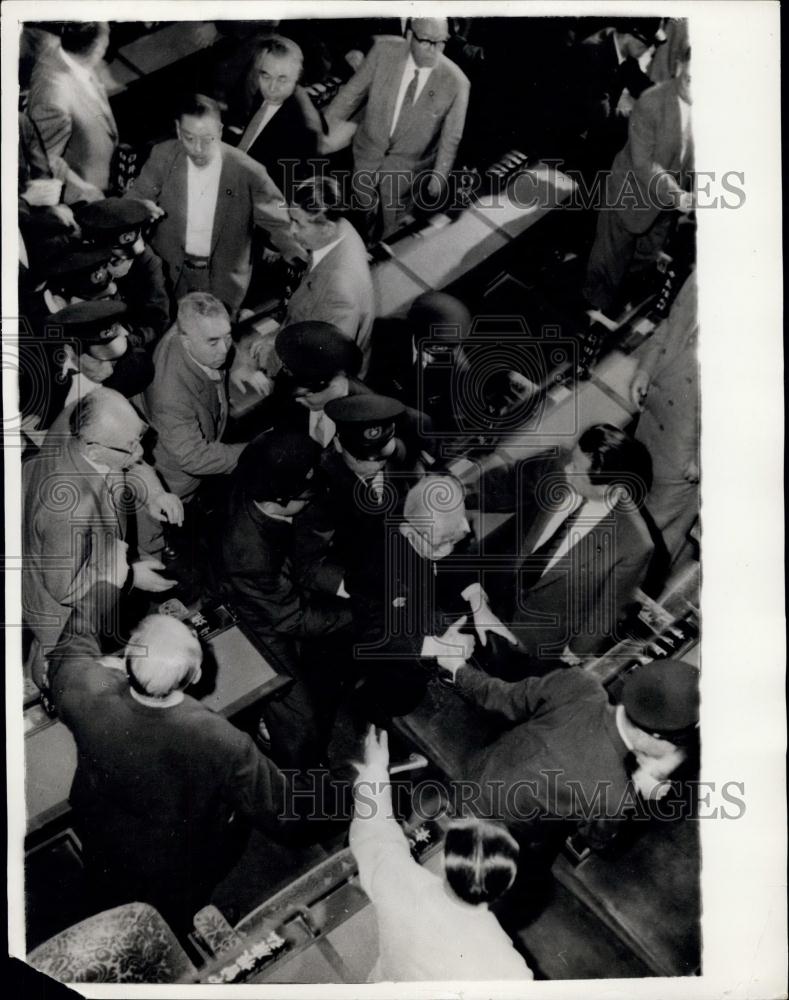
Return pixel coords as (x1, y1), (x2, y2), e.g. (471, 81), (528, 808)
(434, 615), (475, 674)
(632, 747), (686, 800)
(345, 48), (365, 72)
(131, 559), (177, 593)
(229, 364), (274, 397)
(676, 190), (694, 214)
(139, 198), (165, 221)
(426, 174), (444, 200)
(22, 178), (64, 207)
(50, 204), (80, 234)
(260, 246), (281, 265)
(146, 491), (184, 527)
(99, 539), (131, 589)
(630, 369), (651, 410)
(463, 584), (518, 648)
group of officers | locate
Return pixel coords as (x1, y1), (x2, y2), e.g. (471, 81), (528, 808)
(19, 15), (700, 977)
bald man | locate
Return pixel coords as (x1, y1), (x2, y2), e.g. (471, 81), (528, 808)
(326, 17), (470, 238)
(48, 581), (296, 933)
(23, 387), (179, 687)
(348, 475), (501, 716)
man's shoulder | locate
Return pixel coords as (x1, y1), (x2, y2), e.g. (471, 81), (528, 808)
(636, 78), (677, 113)
(436, 53), (470, 90)
(371, 35), (409, 59)
(151, 328), (192, 384)
(221, 142), (270, 181)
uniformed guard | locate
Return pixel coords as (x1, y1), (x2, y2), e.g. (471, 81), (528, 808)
(77, 197), (171, 346)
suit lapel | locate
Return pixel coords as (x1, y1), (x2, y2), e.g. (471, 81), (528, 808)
(383, 47), (411, 141)
(210, 148), (235, 257)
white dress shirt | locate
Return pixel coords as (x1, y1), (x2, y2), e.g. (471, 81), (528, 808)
(678, 96), (692, 164)
(185, 154), (223, 257)
(310, 232), (344, 270)
(531, 496), (611, 575)
(309, 408), (337, 447)
(390, 55), (432, 135)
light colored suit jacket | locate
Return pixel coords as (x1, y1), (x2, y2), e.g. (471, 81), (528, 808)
(327, 36), (470, 179)
(283, 218), (376, 376)
(607, 78), (693, 235)
(22, 437), (127, 682)
(27, 48), (118, 193)
(144, 328), (246, 500)
(127, 140), (301, 312)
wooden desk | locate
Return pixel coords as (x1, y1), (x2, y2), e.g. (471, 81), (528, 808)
(373, 165), (576, 318)
(25, 625), (286, 839)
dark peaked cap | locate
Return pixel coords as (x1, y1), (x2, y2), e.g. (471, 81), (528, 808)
(621, 659), (700, 739)
(236, 429), (321, 503)
(325, 393), (404, 459)
(44, 300), (129, 346)
(276, 322), (363, 388)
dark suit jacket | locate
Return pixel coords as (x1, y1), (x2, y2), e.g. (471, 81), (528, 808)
(113, 244), (171, 347)
(48, 584), (291, 925)
(513, 502), (654, 660)
(222, 484), (347, 670)
(327, 36), (470, 179)
(126, 140), (301, 312)
(455, 664), (631, 837)
(27, 47), (118, 193)
(238, 92), (318, 198)
(607, 78), (693, 235)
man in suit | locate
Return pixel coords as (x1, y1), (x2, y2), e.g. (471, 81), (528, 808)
(284, 176), (376, 376)
(439, 656), (698, 846)
(236, 35), (321, 198)
(23, 387), (178, 687)
(144, 292), (247, 501)
(632, 272), (699, 567)
(573, 19), (658, 173)
(48, 581), (298, 934)
(326, 17), (470, 238)
(477, 424), (655, 668)
(27, 22), (118, 198)
(126, 93), (303, 315)
(222, 430), (352, 768)
(583, 51), (693, 314)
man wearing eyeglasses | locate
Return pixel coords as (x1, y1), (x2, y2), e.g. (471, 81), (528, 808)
(126, 93), (304, 316)
(23, 386), (181, 689)
(326, 17), (470, 239)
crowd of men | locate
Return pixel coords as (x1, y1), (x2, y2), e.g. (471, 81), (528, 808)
(18, 16), (700, 978)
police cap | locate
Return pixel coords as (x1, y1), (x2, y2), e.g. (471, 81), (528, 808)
(621, 659), (700, 741)
(325, 393), (404, 459)
(276, 321), (363, 391)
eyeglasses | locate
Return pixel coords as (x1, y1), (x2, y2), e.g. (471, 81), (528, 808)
(412, 33), (448, 49)
(180, 132), (219, 148)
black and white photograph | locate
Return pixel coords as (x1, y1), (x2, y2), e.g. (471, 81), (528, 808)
(2, 1), (785, 995)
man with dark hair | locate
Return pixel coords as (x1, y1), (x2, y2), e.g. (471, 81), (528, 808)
(126, 93), (303, 313)
(222, 429), (352, 767)
(476, 424), (655, 665)
(236, 35), (322, 197)
(284, 176), (375, 376)
(27, 21), (118, 196)
(349, 725), (532, 980)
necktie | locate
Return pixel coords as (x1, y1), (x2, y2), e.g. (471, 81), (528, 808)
(392, 69), (420, 135)
(521, 504), (585, 595)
